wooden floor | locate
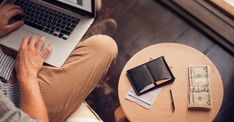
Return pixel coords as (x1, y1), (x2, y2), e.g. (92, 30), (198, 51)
(86, 0), (234, 122)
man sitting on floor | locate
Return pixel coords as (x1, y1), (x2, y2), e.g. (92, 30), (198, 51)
(0, 3), (118, 122)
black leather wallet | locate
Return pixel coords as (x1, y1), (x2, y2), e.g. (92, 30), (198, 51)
(127, 56), (175, 95)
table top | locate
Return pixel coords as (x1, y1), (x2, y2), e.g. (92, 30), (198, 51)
(118, 43), (223, 122)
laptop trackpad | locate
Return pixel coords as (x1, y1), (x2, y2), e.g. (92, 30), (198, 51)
(8, 29), (38, 50)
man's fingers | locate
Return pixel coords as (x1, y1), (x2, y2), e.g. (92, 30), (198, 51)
(28, 35), (37, 48)
(36, 36), (46, 50)
(6, 9), (24, 20)
(20, 36), (30, 49)
(42, 43), (53, 59)
(2, 4), (23, 12)
(3, 20), (24, 34)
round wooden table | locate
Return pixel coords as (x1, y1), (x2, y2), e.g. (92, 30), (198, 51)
(118, 43), (223, 122)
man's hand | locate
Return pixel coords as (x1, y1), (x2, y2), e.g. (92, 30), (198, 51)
(16, 36), (52, 122)
(0, 4), (24, 37)
(16, 36), (53, 82)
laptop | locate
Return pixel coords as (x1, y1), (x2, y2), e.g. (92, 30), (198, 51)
(0, 0), (95, 67)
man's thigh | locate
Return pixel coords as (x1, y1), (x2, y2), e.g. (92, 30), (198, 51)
(38, 35), (117, 122)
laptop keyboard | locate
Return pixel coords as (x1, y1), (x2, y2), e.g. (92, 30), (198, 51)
(14, 0), (80, 40)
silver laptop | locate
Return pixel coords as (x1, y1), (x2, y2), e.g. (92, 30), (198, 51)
(0, 0), (95, 67)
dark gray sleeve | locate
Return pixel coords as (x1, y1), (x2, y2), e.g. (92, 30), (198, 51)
(0, 92), (39, 122)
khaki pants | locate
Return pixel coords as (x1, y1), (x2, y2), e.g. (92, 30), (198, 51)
(38, 35), (118, 122)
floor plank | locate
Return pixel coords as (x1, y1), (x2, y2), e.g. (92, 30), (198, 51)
(175, 28), (215, 53)
(206, 45), (234, 84)
(206, 45), (234, 122)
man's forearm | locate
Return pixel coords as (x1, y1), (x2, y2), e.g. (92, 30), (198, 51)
(18, 76), (49, 122)
(16, 35), (52, 122)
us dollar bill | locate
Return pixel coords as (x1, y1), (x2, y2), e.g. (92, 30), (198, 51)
(188, 65), (212, 110)
(189, 93), (212, 107)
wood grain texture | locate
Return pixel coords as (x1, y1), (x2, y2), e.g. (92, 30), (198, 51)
(211, 0), (234, 17)
(159, 0), (234, 54)
(196, 0), (234, 26)
(172, 0), (234, 44)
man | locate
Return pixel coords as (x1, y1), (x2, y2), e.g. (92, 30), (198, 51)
(0, 3), (118, 122)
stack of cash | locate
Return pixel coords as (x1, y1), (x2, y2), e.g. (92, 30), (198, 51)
(188, 65), (212, 110)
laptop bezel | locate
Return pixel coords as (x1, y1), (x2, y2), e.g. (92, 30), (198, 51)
(41, 0), (96, 17)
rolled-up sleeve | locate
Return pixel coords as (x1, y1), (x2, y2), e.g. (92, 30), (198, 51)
(0, 92), (39, 122)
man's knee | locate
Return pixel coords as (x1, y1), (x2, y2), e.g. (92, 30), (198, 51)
(86, 34), (118, 58)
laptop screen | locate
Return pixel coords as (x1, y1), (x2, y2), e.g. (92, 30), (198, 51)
(56, 0), (92, 13)
(42, 0), (95, 17)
